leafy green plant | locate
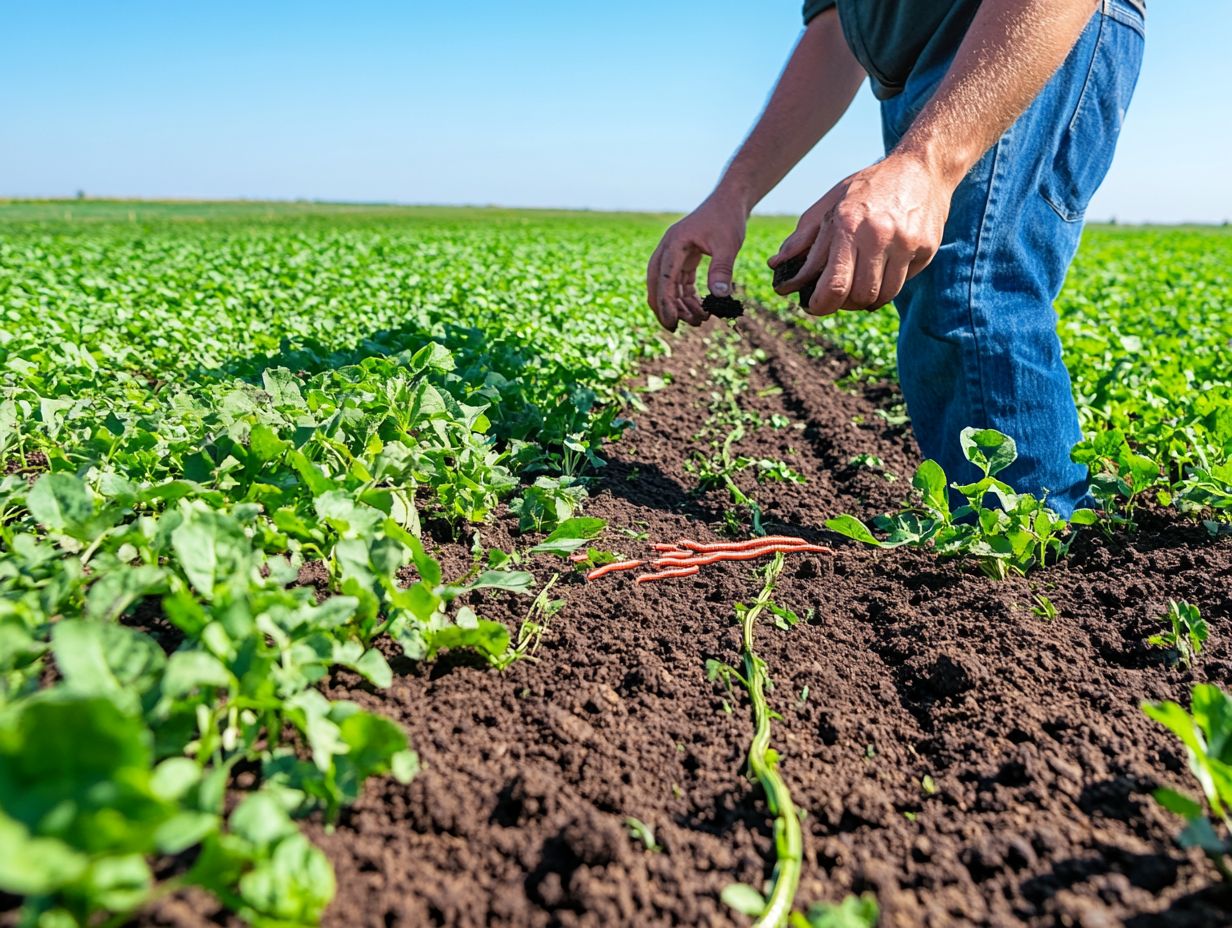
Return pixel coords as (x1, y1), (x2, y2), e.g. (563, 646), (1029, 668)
(713, 554), (804, 928)
(1031, 594), (1059, 620)
(826, 428), (1097, 578)
(791, 894), (880, 928)
(1143, 684), (1232, 880)
(1175, 461), (1232, 526)
(1070, 428), (1160, 531)
(1148, 600), (1208, 667)
(686, 331), (805, 536)
(740, 225), (1232, 533)
(624, 817), (662, 853)
(0, 203), (675, 925)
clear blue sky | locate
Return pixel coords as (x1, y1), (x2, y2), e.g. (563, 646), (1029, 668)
(2, 1), (1227, 222)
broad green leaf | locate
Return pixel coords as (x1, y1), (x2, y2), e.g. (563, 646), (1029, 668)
(721, 882), (767, 917)
(427, 619), (511, 660)
(1153, 787), (1204, 820)
(230, 792), (299, 847)
(52, 619), (166, 702)
(912, 459), (949, 514)
(824, 515), (882, 547)
(27, 473), (94, 538)
(0, 813), (89, 895)
(530, 516), (606, 555)
(959, 427), (1018, 476)
(161, 650), (232, 698)
(171, 506), (251, 599)
(466, 570), (535, 595)
(802, 893), (880, 928)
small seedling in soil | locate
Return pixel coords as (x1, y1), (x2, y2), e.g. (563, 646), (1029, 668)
(826, 427), (1099, 578)
(704, 292), (745, 319)
(712, 555), (805, 928)
(1148, 600), (1207, 667)
(625, 817), (662, 853)
(791, 893), (880, 928)
(772, 254), (818, 309)
(1144, 683), (1232, 881)
(1032, 595), (1058, 620)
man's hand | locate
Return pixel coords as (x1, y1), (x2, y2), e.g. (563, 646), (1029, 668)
(769, 152), (951, 315)
(646, 192), (748, 332)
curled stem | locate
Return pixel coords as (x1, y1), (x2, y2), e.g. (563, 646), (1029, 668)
(734, 554), (803, 928)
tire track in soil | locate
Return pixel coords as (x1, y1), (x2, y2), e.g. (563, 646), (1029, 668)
(271, 313), (1231, 928)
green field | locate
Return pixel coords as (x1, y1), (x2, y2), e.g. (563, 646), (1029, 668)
(2, 201), (1231, 927)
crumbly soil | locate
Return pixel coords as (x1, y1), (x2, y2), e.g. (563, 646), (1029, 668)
(150, 311), (1231, 928)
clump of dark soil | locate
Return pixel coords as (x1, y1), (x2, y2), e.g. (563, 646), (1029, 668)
(773, 254), (818, 307)
(703, 293), (744, 319)
(142, 313), (1232, 928)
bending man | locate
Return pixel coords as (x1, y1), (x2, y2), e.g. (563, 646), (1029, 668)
(646, 0), (1144, 517)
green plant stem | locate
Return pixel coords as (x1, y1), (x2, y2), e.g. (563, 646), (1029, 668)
(735, 554), (802, 928)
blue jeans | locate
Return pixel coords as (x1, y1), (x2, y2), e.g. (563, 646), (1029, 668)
(881, 0), (1145, 518)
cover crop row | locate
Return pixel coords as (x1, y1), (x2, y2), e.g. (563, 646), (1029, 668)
(0, 205), (668, 925)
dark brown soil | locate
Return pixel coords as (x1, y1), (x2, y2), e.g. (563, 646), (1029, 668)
(703, 293), (745, 319)
(773, 255), (818, 308)
(153, 313), (1232, 928)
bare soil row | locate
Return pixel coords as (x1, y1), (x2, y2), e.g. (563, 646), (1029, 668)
(156, 315), (1232, 928)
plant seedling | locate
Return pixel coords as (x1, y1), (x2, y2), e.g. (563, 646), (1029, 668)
(1032, 595), (1058, 620)
(1147, 600), (1207, 667)
(1143, 683), (1232, 881)
(826, 427), (1098, 578)
(625, 817), (662, 853)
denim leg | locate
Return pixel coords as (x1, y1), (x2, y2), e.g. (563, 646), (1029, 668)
(880, 1), (1144, 518)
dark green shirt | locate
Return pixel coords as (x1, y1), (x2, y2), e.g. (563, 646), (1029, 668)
(803, 0), (1145, 100)
(803, 0), (980, 99)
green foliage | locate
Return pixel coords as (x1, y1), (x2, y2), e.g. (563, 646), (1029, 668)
(0, 204), (663, 925)
(1143, 684), (1232, 881)
(686, 330), (804, 535)
(742, 225), (1232, 531)
(825, 428), (1096, 578)
(1147, 600), (1208, 667)
(1031, 595), (1058, 620)
(624, 817), (662, 853)
(715, 556), (804, 928)
(790, 894), (880, 928)
(1070, 427), (1159, 531)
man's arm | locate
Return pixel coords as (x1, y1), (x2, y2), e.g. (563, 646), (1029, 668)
(647, 9), (865, 332)
(772, 0), (1101, 315)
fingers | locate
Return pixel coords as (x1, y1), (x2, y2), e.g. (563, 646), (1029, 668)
(646, 239), (677, 331)
(647, 237), (686, 332)
(707, 248), (736, 298)
(806, 233), (856, 316)
(658, 238), (702, 328)
(680, 250), (705, 326)
(906, 247), (936, 281)
(869, 252), (911, 311)
(772, 227), (828, 297)
(841, 236), (885, 311)
(769, 223), (814, 272)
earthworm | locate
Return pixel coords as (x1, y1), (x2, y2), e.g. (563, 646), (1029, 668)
(635, 565), (700, 584)
(652, 542), (683, 552)
(655, 543), (831, 568)
(675, 535), (815, 553)
(568, 551), (589, 562)
(584, 559), (644, 580)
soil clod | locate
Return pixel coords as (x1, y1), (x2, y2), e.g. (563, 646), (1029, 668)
(773, 254), (819, 308)
(702, 293), (745, 319)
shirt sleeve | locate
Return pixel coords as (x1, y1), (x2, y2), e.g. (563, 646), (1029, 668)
(803, 0), (836, 25)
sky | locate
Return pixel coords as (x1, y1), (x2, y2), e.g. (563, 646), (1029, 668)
(2, 1), (1228, 223)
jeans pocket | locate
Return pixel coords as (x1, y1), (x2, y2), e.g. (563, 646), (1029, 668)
(1039, 11), (1144, 222)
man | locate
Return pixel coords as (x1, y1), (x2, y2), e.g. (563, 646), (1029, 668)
(646, 0), (1144, 518)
